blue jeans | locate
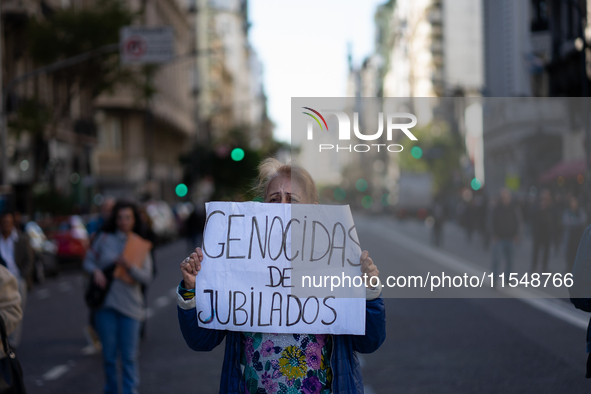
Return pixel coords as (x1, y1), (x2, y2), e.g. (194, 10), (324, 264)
(95, 308), (141, 394)
(492, 239), (514, 282)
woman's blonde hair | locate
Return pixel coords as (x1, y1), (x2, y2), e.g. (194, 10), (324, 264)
(255, 158), (318, 203)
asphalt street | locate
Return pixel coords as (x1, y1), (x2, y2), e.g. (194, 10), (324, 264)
(16, 214), (591, 393)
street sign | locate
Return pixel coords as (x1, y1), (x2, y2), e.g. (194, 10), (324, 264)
(120, 26), (174, 65)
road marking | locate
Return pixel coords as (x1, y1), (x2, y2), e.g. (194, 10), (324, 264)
(43, 365), (69, 381)
(81, 345), (100, 356)
(364, 219), (589, 330)
(154, 296), (171, 308)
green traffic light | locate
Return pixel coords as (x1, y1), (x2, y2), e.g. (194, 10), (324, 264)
(175, 183), (188, 197)
(231, 148), (245, 161)
(362, 195), (373, 209)
(333, 188), (346, 201)
(471, 178), (482, 191)
(356, 179), (368, 192)
(411, 146), (423, 159)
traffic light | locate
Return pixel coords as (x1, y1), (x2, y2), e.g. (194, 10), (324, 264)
(231, 148), (245, 161)
(175, 183), (188, 197)
(411, 146), (423, 159)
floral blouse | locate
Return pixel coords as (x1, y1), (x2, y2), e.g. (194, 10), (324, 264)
(240, 332), (333, 394)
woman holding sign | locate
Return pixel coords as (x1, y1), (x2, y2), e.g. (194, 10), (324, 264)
(177, 159), (386, 393)
(83, 201), (153, 394)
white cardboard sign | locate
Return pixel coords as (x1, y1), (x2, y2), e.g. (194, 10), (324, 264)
(193, 202), (366, 335)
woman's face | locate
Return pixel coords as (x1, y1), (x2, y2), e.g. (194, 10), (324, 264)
(265, 176), (306, 204)
(116, 207), (135, 233)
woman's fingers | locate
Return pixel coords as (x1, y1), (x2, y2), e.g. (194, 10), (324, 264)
(189, 253), (202, 274)
(180, 252), (202, 277)
(360, 250), (380, 283)
(360, 250), (373, 272)
(194, 247), (204, 262)
(179, 256), (198, 289)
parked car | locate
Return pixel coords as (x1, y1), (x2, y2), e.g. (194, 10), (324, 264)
(144, 200), (178, 243)
(24, 221), (59, 283)
(46, 215), (90, 264)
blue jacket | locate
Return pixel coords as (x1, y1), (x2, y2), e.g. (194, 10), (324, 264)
(178, 296), (386, 393)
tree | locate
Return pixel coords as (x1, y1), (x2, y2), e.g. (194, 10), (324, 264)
(398, 121), (464, 193)
(180, 127), (286, 201)
(26, 0), (135, 98)
(6, 0), (144, 209)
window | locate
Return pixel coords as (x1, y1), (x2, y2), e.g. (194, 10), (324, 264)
(97, 116), (122, 152)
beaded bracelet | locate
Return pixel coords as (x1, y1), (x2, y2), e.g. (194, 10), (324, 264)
(179, 281), (196, 300)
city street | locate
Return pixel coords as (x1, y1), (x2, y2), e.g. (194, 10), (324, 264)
(17, 213), (591, 393)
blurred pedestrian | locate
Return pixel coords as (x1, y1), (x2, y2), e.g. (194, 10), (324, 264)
(0, 210), (33, 348)
(431, 193), (446, 247)
(83, 201), (153, 394)
(491, 189), (521, 283)
(553, 192), (567, 255)
(87, 197), (116, 239)
(84, 196), (116, 352)
(531, 189), (555, 273)
(138, 206), (158, 340)
(0, 264), (22, 347)
(0, 264), (25, 394)
(12, 211), (25, 232)
(185, 203), (206, 253)
(474, 193), (490, 250)
(563, 196), (587, 273)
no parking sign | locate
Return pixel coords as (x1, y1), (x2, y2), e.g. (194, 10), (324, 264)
(120, 26), (174, 65)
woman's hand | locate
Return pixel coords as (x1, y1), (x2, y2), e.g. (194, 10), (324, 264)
(360, 250), (380, 288)
(180, 247), (203, 290)
(93, 269), (107, 289)
(115, 256), (132, 270)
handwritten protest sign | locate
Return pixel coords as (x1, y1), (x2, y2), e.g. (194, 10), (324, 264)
(193, 202), (366, 335)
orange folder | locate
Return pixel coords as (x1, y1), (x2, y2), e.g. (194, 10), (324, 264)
(114, 233), (153, 285)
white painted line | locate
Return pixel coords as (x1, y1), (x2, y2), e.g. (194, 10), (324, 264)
(365, 219), (590, 330)
(43, 365), (69, 381)
(154, 296), (171, 309)
(81, 345), (99, 356)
